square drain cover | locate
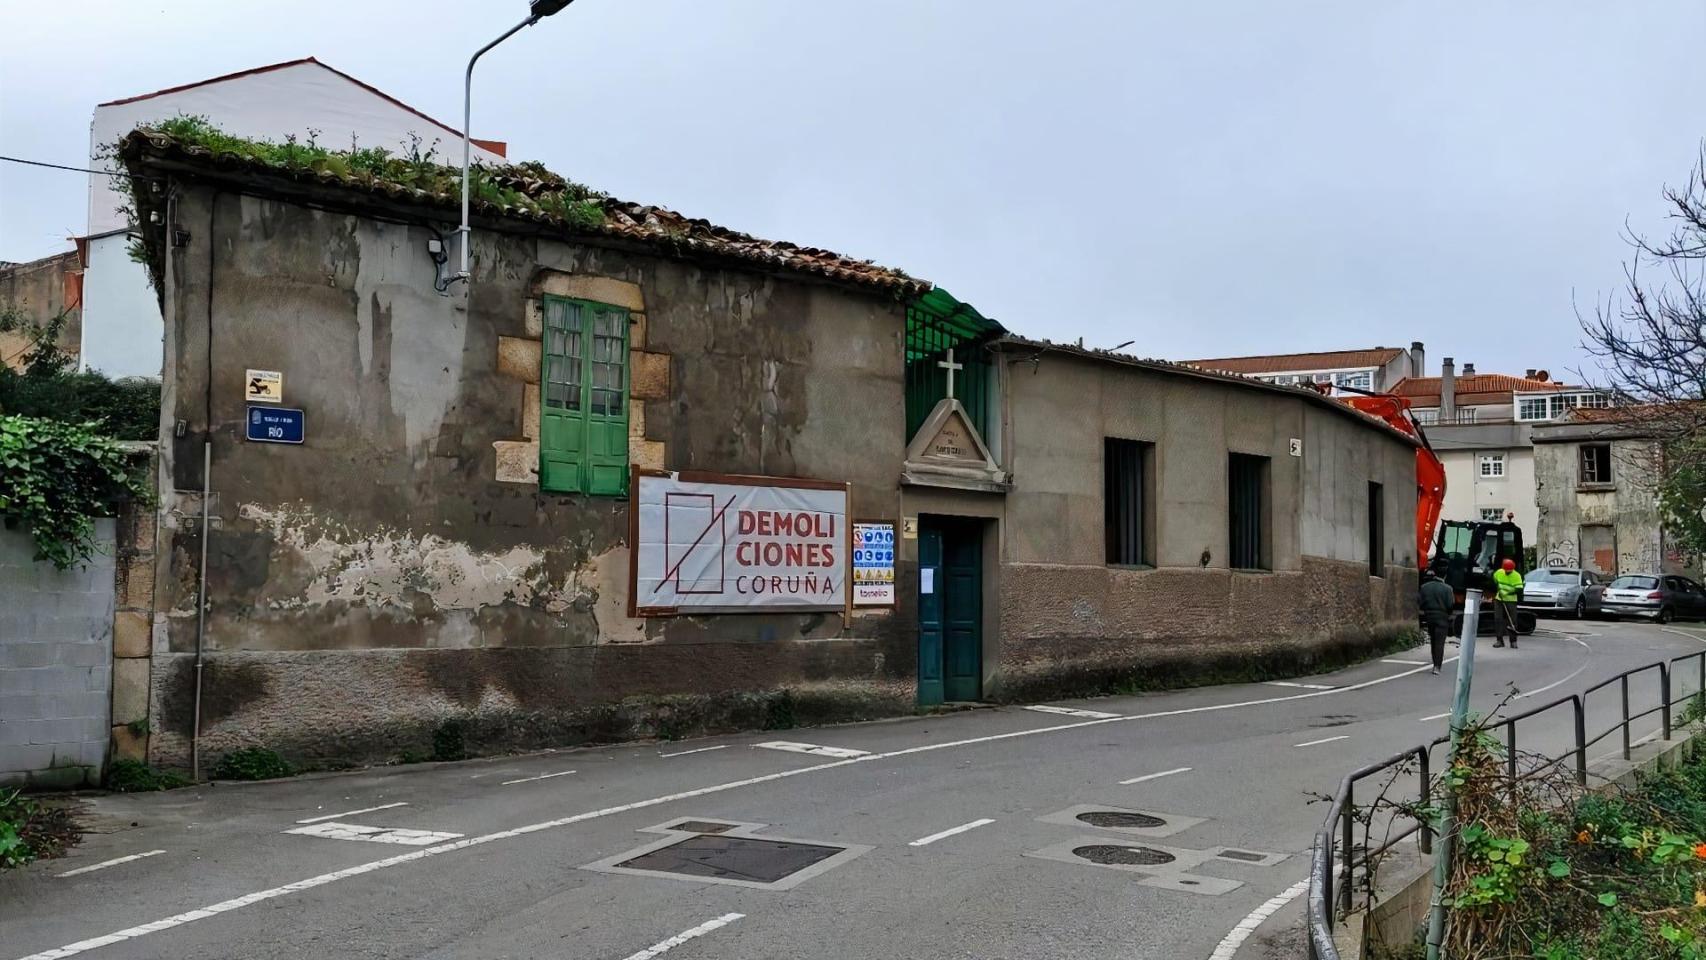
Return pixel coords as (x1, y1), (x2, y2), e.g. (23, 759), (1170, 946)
(617, 835), (842, 884)
(667, 820), (738, 835)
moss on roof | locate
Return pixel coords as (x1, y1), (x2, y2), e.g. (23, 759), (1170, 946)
(117, 118), (926, 296)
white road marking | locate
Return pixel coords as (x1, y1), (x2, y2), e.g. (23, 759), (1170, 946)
(1663, 627), (1706, 644)
(56, 851), (165, 878)
(1264, 681), (1334, 690)
(620, 913), (744, 960)
(658, 745), (726, 758)
(754, 741), (870, 759)
(1515, 662), (1591, 700)
(500, 770), (576, 786)
(1024, 704), (1122, 719)
(295, 802), (407, 824)
(1382, 659), (1427, 665)
(1293, 735), (1350, 748)
(1419, 711), (1450, 722)
(4, 656), (1485, 960)
(1207, 878), (1310, 960)
(284, 823), (463, 846)
(1120, 766), (1193, 785)
(908, 818), (995, 847)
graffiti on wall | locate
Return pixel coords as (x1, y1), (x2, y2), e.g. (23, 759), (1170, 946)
(1542, 538), (1579, 569)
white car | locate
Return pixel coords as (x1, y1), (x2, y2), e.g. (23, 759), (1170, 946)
(1519, 568), (1604, 619)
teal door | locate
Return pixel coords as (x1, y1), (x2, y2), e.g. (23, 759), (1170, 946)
(918, 518), (983, 705)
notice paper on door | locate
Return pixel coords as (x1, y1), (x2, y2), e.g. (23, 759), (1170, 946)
(920, 569), (935, 594)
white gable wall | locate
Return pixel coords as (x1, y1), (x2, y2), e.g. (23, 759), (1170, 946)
(82, 61), (503, 377)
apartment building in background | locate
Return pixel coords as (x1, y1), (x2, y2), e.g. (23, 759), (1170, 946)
(1185, 343), (1427, 394)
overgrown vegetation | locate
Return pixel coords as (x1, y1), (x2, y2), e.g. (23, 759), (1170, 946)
(104, 758), (189, 792)
(132, 115), (608, 231)
(211, 748), (294, 781)
(0, 789), (79, 868)
(0, 415), (151, 569)
(1365, 703), (1706, 959)
(0, 307), (160, 440)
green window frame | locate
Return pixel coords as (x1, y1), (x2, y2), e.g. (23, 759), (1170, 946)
(539, 295), (630, 496)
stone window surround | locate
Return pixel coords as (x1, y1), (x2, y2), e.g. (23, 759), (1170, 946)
(492, 272), (670, 486)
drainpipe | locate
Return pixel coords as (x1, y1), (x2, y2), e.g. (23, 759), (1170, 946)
(193, 441), (210, 781)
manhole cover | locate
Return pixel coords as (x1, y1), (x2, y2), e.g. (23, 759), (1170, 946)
(1218, 849), (1267, 862)
(1072, 844), (1177, 866)
(617, 835), (843, 884)
(1076, 811), (1167, 829)
(668, 820), (736, 835)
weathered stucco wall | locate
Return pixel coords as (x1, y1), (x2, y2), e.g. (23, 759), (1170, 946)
(149, 186), (913, 766)
(989, 350), (1418, 699)
(1534, 434), (1692, 577)
(0, 250), (82, 370)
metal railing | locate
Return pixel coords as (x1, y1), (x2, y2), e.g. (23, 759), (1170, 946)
(1306, 647), (1706, 959)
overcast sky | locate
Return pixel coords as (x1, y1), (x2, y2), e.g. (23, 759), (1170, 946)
(3, 1), (1702, 379)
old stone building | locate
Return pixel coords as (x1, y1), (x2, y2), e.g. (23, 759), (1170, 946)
(1532, 410), (1696, 578)
(0, 249), (82, 371)
(117, 128), (1418, 768)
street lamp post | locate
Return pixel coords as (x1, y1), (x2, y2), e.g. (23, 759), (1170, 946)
(456, 0), (574, 286)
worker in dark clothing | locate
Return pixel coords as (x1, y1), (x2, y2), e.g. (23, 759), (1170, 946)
(1418, 569), (1455, 675)
(1493, 558), (1523, 648)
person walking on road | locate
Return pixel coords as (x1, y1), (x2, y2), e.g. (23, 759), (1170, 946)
(1493, 558), (1523, 649)
(1419, 569), (1455, 675)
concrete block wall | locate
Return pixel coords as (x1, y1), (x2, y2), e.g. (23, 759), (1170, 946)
(0, 519), (117, 788)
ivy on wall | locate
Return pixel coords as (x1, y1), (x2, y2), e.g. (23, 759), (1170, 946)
(0, 416), (150, 569)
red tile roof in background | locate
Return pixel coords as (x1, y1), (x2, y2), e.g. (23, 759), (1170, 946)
(98, 57), (506, 158)
(1394, 373), (1571, 407)
(1184, 347), (1404, 374)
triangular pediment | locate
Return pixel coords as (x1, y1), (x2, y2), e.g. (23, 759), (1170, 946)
(902, 398), (1009, 493)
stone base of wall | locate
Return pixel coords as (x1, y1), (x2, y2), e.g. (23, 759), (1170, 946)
(146, 641), (909, 769)
(992, 555), (1418, 702)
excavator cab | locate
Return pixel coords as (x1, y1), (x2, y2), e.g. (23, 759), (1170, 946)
(1429, 520), (1536, 634)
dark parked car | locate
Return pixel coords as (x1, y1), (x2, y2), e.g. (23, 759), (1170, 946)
(1599, 574), (1706, 624)
(1520, 568), (1604, 619)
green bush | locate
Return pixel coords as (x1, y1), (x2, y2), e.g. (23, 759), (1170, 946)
(211, 748), (294, 781)
(104, 758), (189, 792)
(0, 415), (152, 569)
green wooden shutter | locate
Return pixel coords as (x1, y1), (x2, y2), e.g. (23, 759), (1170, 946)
(538, 296), (629, 496)
(583, 303), (630, 495)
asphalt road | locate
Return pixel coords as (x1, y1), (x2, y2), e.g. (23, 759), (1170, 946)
(5, 619), (1705, 960)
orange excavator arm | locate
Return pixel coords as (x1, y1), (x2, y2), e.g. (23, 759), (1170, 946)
(1340, 394), (1445, 570)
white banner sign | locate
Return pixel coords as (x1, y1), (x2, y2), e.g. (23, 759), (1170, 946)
(634, 473), (848, 613)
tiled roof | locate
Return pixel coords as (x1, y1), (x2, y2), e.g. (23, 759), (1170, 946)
(995, 336), (1419, 447)
(118, 129), (926, 297)
(1183, 347), (1404, 375)
(1394, 374), (1570, 407)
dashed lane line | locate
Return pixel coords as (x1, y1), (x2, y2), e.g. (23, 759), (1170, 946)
(501, 770), (577, 786)
(284, 823), (463, 846)
(296, 802), (407, 825)
(7, 657), (1462, 960)
(620, 913), (744, 960)
(909, 818), (996, 847)
(1264, 681), (1334, 690)
(1119, 766), (1192, 786)
(56, 851), (165, 878)
(1293, 736), (1350, 748)
(658, 745), (726, 758)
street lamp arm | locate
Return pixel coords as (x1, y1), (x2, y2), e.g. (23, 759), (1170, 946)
(456, 12), (540, 284)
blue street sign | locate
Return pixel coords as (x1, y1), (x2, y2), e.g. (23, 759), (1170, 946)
(247, 405), (305, 444)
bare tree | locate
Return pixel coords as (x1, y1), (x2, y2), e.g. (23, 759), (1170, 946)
(1580, 145), (1706, 555)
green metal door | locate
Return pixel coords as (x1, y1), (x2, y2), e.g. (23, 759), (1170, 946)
(917, 527), (945, 706)
(942, 522), (983, 702)
(918, 518), (982, 705)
